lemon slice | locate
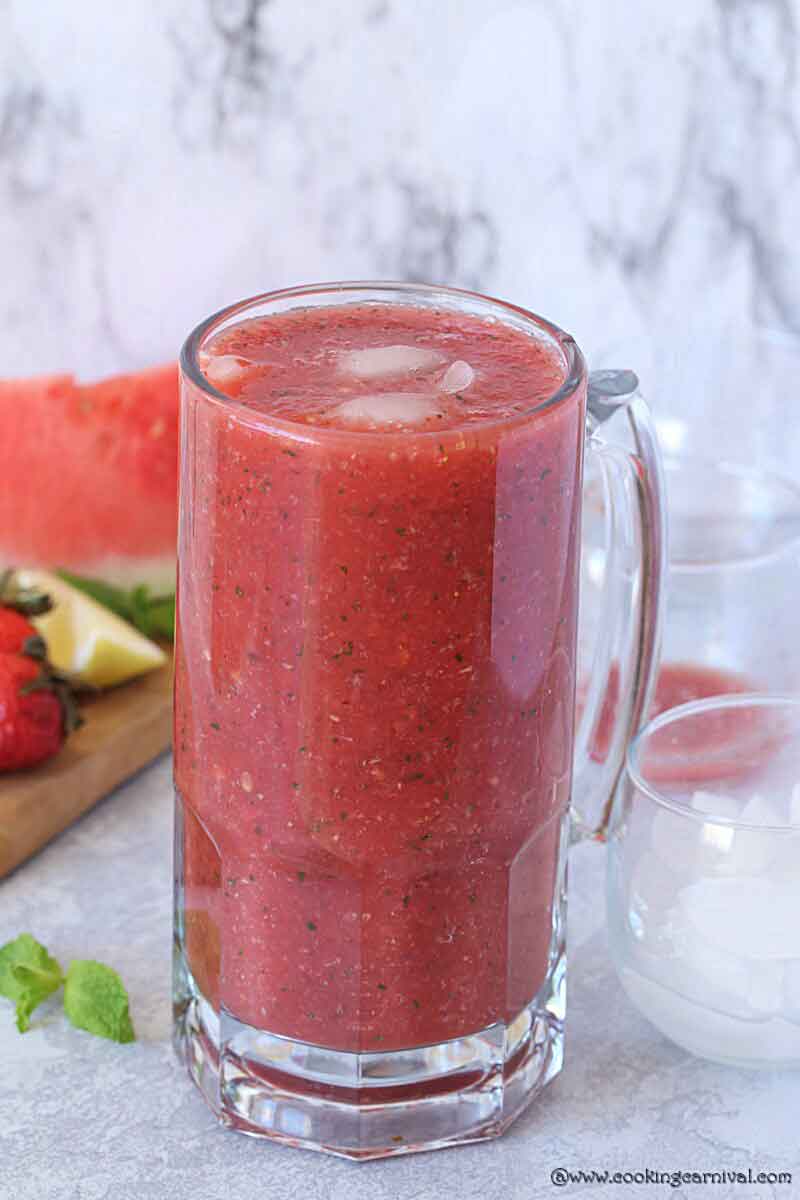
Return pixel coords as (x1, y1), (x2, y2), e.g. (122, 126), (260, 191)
(17, 568), (167, 688)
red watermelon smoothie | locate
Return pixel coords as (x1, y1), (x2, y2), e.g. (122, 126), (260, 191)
(584, 661), (764, 783)
(174, 294), (584, 1057)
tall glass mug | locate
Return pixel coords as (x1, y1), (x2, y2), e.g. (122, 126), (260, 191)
(172, 283), (666, 1159)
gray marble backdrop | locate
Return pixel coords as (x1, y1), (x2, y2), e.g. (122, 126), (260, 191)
(1, 0), (799, 409)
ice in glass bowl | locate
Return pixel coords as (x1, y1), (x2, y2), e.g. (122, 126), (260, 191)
(607, 696), (800, 1068)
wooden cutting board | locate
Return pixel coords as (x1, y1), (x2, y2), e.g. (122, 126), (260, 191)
(0, 652), (173, 878)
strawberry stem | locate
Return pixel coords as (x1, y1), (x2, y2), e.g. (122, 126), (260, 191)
(21, 634), (48, 661)
(0, 569), (53, 617)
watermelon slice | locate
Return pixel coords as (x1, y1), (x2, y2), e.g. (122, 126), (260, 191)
(0, 365), (179, 593)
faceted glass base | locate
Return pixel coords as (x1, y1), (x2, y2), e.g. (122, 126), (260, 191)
(173, 947), (565, 1160)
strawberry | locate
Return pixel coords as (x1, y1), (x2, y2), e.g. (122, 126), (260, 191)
(0, 568), (82, 771)
(0, 654), (65, 770)
(0, 567), (53, 654)
(0, 608), (39, 654)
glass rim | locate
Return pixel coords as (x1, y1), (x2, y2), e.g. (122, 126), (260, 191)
(625, 693), (800, 832)
(179, 280), (587, 440)
(664, 453), (800, 572)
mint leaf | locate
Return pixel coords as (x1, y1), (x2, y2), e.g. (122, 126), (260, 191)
(56, 570), (175, 641)
(142, 594), (176, 640)
(128, 585), (176, 640)
(63, 960), (135, 1043)
(0, 934), (64, 1032)
(56, 571), (131, 617)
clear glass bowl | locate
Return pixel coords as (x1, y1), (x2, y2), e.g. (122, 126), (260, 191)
(607, 695), (800, 1068)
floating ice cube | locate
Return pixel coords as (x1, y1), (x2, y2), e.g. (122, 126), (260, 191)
(678, 876), (800, 959)
(337, 345), (446, 380)
(331, 392), (442, 427)
(199, 353), (251, 387)
(441, 360), (475, 393)
(783, 960), (800, 1023)
(690, 790), (742, 820)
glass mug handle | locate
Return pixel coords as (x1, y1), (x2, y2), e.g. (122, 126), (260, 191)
(571, 369), (668, 841)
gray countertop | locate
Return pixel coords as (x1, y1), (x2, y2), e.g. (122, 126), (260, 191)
(1, 757), (796, 1200)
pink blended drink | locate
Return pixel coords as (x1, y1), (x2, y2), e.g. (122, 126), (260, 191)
(173, 284), (665, 1158)
(176, 299), (580, 1027)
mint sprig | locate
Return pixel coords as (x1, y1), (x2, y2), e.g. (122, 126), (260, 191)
(0, 934), (135, 1042)
(0, 934), (64, 1032)
(64, 960), (135, 1043)
(56, 571), (175, 641)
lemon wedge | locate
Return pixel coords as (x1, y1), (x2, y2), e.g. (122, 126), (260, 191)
(17, 568), (167, 688)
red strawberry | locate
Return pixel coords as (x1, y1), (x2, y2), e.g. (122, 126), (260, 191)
(0, 654), (65, 770)
(0, 567), (55, 659)
(0, 608), (39, 654)
(0, 569), (81, 771)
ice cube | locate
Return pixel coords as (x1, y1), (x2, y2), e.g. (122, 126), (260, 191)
(740, 793), (782, 827)
(651, 806), (734, 876)
(200, 354), (250, 387)
(690, 790), (742, 820)
(678, 876), (800, 959)
(331, 393), (442, 427)
(747, 960), (784, 1016)
(783, 960), (800, 1023)
(671, 918), (751, 1012)
(627, 851), (683, 952)
(769, 831), (800, 879)
(619, 965), (800, 1064)
(441, 360), (475, 393)
(337, 345), (445, 380)
(729, 794), (783, 873)
(651, 807), (695, 875)
(764, 1017), (800, 1061)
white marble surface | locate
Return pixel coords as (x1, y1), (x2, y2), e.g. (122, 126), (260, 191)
(1, 757), (797, 1200)
(3, 0), (800, 479)
(1, 0), (799, 390)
